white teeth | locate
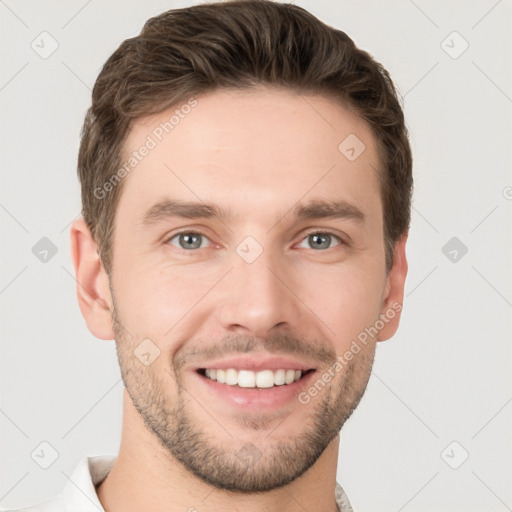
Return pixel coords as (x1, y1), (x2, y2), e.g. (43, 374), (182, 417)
(274, 369), (286, 386)
(255, 369), (275, 388)
(225, 368), (238, 385)
(203, 368), (307, 388)
(285, 369), (296, 384)
(205, 369), (216, 380)
(238, 370), (256, 388)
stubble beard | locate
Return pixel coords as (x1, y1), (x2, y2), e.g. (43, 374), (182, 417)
(111, 301), (375, 493)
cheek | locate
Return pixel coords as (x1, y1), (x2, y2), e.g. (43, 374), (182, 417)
(114, 259), (220, 336)
(298, 263), (384, 344)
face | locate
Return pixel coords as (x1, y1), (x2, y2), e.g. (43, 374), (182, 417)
(100, 87), (405, 492)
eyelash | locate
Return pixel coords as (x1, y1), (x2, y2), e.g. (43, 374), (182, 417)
(165, 229), (345, 252)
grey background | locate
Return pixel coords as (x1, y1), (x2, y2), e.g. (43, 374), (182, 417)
(1, 1), (511, 510)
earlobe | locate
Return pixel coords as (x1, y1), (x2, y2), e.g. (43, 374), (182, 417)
(70, 218), (115, 340)
(377, 232), (408, 342)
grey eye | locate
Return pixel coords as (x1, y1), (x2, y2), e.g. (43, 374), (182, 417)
(297, 232), (341, 250)
(168, 232), (208, 250)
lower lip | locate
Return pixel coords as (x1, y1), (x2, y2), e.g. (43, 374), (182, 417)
(193, 371), (317, 410)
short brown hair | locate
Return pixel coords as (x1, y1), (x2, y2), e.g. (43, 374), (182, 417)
(78, 0), (412, 274)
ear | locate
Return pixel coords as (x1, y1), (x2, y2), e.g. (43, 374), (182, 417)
(377, 232), (408, 342)
(70, 218), (115, 340)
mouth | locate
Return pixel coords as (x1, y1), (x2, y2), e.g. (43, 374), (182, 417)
(191, 354), (319, 410)
(197, 367), (316, 389)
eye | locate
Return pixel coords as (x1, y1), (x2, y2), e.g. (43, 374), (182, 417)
(166, 231), (211, 250)
(296, 232), (342, 250)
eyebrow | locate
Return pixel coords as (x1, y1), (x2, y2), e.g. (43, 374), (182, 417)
(140, 198), (365, 227)
(141, 200), (232, 226)
(293, 199), (365, 222)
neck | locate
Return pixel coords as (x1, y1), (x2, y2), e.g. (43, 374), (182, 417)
(96, 389), (341, 512)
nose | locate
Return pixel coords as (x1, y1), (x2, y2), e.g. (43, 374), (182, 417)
(216, 244), (301, 338)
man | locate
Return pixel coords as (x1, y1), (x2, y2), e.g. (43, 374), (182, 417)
(10, 0), (412, 510)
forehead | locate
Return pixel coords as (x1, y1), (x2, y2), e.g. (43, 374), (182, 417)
(118, 87), (382, 226)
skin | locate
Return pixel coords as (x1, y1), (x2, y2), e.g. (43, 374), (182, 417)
(71, 86), (408, 512)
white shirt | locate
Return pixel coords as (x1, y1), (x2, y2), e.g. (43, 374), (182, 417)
(3, 455), (354, 512)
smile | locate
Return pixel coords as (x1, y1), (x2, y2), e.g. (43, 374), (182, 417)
(199, 368), (315, 388)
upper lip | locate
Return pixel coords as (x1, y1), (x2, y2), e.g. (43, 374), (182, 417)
(195, 354), (317, 372)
